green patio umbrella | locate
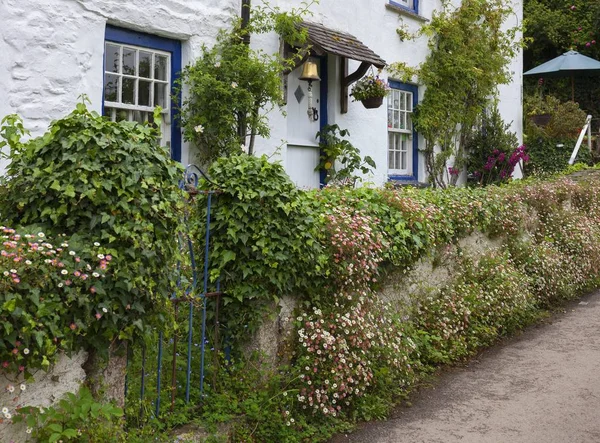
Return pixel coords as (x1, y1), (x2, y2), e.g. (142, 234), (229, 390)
(524, 50), (600, 101)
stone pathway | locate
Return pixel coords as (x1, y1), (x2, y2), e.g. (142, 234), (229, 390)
(332, 291), (600, 443)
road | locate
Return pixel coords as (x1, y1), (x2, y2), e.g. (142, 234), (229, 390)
(332, 291), (600, 443)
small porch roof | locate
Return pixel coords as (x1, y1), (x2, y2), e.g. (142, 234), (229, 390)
(298, 21), (386, 68)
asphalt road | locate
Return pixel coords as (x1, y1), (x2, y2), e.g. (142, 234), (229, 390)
(332, 291), (600, 443)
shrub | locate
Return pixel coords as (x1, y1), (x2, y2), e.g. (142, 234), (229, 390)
(0, 229), (111, 375)
(15, 387), (125, 442)
(464, 105), (526, 185)
(0, 104), (185, 354)
(194, 154), (327, 343)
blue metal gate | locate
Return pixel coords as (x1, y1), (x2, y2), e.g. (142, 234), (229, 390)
(125, 165), (223, 421)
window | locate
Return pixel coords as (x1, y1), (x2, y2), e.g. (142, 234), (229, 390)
(104, 43), (170, 123)
(387, 81), (418, 180)
(389, 0), (419, 13)
(103, 26), (182, 161)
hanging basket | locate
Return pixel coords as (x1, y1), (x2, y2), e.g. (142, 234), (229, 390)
(361, 96), (384, 109)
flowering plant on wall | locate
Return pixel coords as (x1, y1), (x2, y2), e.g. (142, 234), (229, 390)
(0, 228), (111, 377)
(350, 75), (389, 101)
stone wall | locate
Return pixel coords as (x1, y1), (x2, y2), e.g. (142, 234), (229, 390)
(256, 230), (505, 364)
(0, 352), (88, 443)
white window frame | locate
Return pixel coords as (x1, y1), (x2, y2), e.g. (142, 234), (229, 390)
(103, 42), (171, 123)
(387, 88), (414, 176)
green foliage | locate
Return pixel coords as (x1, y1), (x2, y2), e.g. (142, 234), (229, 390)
(15, 387), (124, 442)
(0, 230), (112, 375)
(524, 1), (600, 116)
(177, 2), (316, 163)
(465, 105), (519, 184)
(194, 154), (327, 343)
(0, 105), (185, 354)
(315, 125), (376, 186)
(198, 355), (349, 443)
(417, 252), (537, 364)
(524, 133), (591, 176)
(391, 0), (521, 188)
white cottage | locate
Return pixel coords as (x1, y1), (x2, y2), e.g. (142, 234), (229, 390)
(0, 0), (523, 187)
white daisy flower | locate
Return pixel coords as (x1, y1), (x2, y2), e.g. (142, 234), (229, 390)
(61, 270), (68, 275)
(69, 251), (76, 256)
(23, 348), (29, 355)
(1, 407), (7, 414)
(97, 254), (105, 259)
(93, 242), (100, 247)
(37, 233), (45, 238)
(19, 384), (26, 391)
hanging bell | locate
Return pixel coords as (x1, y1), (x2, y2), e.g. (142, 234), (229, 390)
(299, 60), (321, 82)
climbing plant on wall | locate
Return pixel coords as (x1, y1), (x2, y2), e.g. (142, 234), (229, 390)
(390, 0), (521, 188)
(177, 1), (317, 164)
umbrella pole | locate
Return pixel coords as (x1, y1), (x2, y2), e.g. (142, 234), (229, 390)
(572, 76), (575, 102)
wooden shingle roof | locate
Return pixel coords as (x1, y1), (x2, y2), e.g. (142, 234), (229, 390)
(298, 21), (386, 68)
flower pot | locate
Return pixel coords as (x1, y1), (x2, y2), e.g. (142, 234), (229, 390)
(529, 113), (552, 127)
(361, 96), (384, 109)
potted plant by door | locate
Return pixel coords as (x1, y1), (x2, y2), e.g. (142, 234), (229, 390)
(351, 74), (389, 109)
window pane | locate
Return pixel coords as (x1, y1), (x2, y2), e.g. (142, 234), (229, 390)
(122, 48), (136, 75)
(155, 83), (167, 108)
(393, 110), (399, 129)
(401, 151), (407, 170)
(104, 74), (119, 102)
(122, 77), (135, 104)
(105, 44), (120, 73)
(139, 80), (151, 106)
(407, 93), (413, 112)
(399, 93), (406, 111)
(407, 113), (413, 131)
(133, 111), (150, 124)
(115, 109), (129, 122)
(155, 55), (168, 81)
(139, 51), (152, 78)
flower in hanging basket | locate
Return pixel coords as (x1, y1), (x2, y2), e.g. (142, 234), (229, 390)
(350, 75), (389, 102)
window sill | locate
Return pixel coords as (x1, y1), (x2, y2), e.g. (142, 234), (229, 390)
(388, 176), (428, 188)
(385, 3), (428, 22)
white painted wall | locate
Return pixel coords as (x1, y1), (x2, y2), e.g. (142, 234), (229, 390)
(0, 0), (523, 184)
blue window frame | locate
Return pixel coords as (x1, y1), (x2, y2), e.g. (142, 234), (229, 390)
(389, 0), (419, 14)
(387, 80), (418, 182)
(103, 25), (182, 162)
